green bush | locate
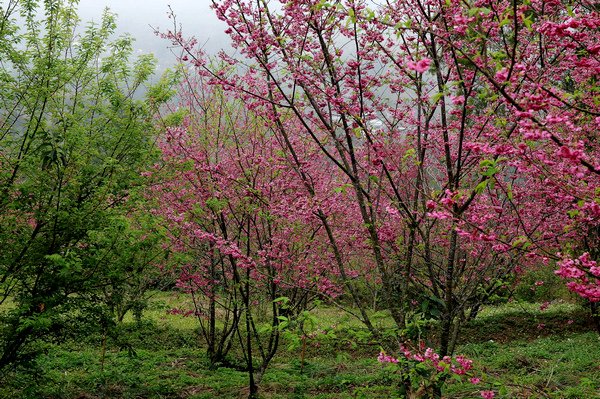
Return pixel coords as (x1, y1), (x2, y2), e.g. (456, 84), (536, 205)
(513, 265), (573, 303)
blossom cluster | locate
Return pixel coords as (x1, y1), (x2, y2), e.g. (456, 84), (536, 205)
(379, 345), (495, 398)
(556, 253), (600, 302)
(400, 345), (473, 375)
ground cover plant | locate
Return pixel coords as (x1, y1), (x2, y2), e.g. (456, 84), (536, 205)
(0, 294), (598, 399)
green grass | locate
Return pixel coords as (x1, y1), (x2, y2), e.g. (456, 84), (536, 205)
(448, 300), (600, 398)
(121, 291), (200, 330)
(1, 294), (598, 399)
(448, 332), (600, 398)
(460, 301), (592, 344)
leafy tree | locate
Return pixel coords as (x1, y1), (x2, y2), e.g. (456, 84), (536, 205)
(0, 0), (166, 374)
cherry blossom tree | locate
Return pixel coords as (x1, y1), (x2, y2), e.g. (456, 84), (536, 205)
(146, 69), (356, 397)
(157, 1), (599, 396)
(162, 0), (542, 356)
(417, 0), (600, 325)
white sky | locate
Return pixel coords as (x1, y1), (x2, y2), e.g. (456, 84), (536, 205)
(77, 0), (230, 66)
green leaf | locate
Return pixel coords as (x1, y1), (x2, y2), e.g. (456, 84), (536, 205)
(523, 14), (533, 30)
(431, 92), (445, 104)
(475, 180), (488, 194)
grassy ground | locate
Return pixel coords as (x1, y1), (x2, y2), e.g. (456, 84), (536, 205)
(1, 294), (598, 399)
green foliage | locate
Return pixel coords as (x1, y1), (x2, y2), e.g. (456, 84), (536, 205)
(147, 66), (183, 109)
(513, 265), (573, 303)
(0, 0), (170, 375)
(454, 332), (600, 399)
(0, 299), (596, 398)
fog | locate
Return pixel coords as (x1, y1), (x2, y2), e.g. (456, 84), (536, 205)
(77, 0), (231, 71)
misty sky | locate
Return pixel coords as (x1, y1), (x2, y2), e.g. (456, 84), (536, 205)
(77, 0), (230, 69)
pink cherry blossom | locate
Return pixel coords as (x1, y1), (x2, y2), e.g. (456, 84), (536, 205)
(407, 58), (431, 73)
